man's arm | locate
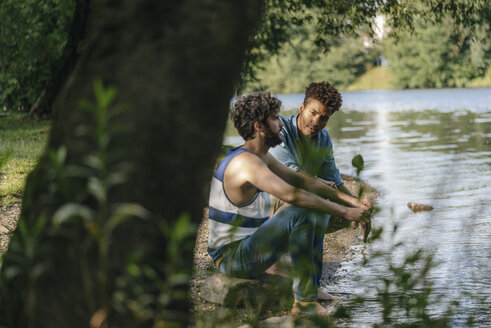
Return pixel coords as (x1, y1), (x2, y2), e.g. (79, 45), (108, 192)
(337, 183), (355, 197)
(238, 153), (368, 222)
(265, 153), (370, 210)
(317, 177), (354, 198)
(269, 127), (358, 200)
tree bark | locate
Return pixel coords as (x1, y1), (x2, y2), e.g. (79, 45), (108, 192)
(1, 0), (263, 327)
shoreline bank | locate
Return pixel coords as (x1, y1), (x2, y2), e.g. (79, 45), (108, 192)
(0, 203), (20, 254)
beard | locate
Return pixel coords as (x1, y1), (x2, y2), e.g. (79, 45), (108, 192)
(264, 125), (283, 148)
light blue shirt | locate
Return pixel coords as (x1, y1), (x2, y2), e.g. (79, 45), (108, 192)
(269, 114), (343, 186)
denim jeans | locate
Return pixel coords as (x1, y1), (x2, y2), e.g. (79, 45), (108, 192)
(218, 206), (330, 301)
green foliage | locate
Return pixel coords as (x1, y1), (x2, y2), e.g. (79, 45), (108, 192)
(384, 12), (490, 89)
(344, 153), (455, 325)
(468, 65), (491, 87)
(246, 35), (375, 93)
(0, 0), (75, 111)
(363, 245), (454, 327)
(351, 154), (364, 176)
(112, 213), (196, 326)
(241, 0), (490, 89)
(341, 221), (458, 327)
(240, 0), (383, 90)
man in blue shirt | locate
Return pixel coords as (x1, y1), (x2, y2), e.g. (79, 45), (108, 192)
(270, 81), (354, 197)
(269, 82), (371, 299)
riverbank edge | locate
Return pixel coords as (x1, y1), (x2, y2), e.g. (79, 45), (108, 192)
(0, 203), (21, 254)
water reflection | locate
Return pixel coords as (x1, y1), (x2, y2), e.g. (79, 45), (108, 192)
(321, 92), (491, 327)
(328, 110), (490, 154)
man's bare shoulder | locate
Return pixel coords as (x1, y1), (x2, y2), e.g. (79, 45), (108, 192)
(226, 151), (266, 174)
(224, 151), (272, 191)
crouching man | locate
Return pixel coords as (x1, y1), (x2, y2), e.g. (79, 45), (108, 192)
(207, 92), (371, 316)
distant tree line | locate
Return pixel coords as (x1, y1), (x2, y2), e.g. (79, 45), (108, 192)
(245, 33), (379, 93)
(384, 12), (490, 89)
(246, 7), (490, 93)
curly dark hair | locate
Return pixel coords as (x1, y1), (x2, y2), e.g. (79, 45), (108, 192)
(303, 81), (342, 112)
(231, 91), (282, 140)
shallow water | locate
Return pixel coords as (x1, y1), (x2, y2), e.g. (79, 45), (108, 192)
(225, 88), (491, 326)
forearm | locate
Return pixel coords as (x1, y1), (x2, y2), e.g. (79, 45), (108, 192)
(291, 188), (348, 217)
(297, 172), (363, 208)
(290, 189), (365, 223)
(269, 158), (367, 210)
(337, 183), (354, 198)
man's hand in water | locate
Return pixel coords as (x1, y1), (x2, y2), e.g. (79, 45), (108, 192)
(354, 197), (372, 211)
(346, 207), (372, 242)
(343, 207), (370, 223)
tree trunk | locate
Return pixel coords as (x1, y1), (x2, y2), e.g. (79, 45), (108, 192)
(1, 0), (263, 327)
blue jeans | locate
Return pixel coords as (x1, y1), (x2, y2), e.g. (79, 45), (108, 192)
(218, 206), (330, 301)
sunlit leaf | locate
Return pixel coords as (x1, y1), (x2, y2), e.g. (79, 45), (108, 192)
(84, 154), (104, 171)
(105, 172), (127, 187)
(88, 177), (106, 204)
(53, 203), (94, 225)
(106, 203), (149, 232)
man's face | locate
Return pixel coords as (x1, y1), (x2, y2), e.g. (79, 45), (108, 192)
(264, 112), (283, 147)
(297, 98), (334, 137)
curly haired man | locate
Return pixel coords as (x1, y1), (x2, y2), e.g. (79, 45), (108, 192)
(207, 91), (371, 316)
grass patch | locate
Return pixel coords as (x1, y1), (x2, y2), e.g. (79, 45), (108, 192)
(0, 113), (49, 205)
(468, 66), (491, 88)
(345, 66), (394, 91)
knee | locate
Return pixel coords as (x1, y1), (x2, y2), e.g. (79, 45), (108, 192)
(288, 208), (329, 232)
(288, 207), (316, 227)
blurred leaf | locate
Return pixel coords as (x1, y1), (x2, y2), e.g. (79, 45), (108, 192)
(87, 177), (106, 205)
(105, 172), (128, 188)
(84, 155), (104, 171)
(93, 79), (117, 110)
(50, 146), (67, 167)
(367, 226), (383, 243)
(30, 262), (49, 282)
(64, 165), (93, 179)
(106, 203), (149, 232)
(351, 154), (364, 175)
(168, 273), (190, 286)
(3, 265), (23, 281)
(53, 203), (94, 225)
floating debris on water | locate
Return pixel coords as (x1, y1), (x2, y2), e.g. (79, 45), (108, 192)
(407, 202), (434, 212)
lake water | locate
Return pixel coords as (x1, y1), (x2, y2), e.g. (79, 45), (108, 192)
(224, 88), (491, 326)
